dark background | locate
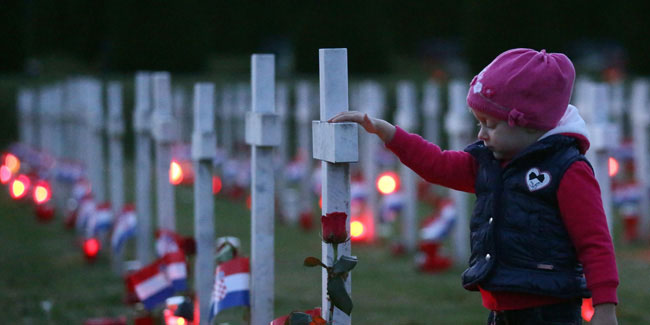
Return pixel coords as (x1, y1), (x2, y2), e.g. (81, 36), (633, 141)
(1, 0), (649, 76)
(1, 0), (649, 149)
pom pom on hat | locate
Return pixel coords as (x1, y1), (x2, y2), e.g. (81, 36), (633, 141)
(466, 48), (576, 130)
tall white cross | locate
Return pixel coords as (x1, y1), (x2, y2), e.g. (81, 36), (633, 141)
(152, 72), (177, 232)
(107, 81), (126, 272)
(83, 79), (107, 204)
(295, 81), (318, 220)
(631, 80), (650, 239)
(422, 81), (441, 145)
(359, 81), (385, 243)
(17, 88), (36, 148)
(275, 82), (293, 223)
(395, 81), (419, 252)
(191, 82), (217, 325)
(312, 48), (358, 325)
(583, 82), (617, 233)
(246, 54), (280, 324)
(63, 79), (81, 162)
(219, 84), (234, 158)
(445, 80), (472, 264)
(133, 72), (154, 264)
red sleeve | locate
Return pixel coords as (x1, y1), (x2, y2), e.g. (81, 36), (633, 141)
(558, 161), (619, 305)
(386, 126), (477, 193)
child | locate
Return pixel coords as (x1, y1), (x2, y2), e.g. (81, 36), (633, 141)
(330, 48), (618, 325)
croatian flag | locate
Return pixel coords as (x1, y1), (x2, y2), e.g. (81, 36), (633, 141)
(92, 202), (114, 235)
(75, 197), (96, 233)
(129, 259), (174, 310)
(162, 251), (188, 292)
(84, 202), (113, 238)
(110, 206), (137, 254)
(208, 257), (250, 322)
(420, 200), (457, 242)
(156, 229), (181, 257)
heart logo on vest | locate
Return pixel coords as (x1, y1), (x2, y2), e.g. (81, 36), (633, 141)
(526, 167), (551, 191)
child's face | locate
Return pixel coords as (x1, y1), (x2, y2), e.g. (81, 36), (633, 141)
(471, 108), (542, 160)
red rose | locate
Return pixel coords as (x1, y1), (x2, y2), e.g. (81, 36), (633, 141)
(321, 212), (348, 244)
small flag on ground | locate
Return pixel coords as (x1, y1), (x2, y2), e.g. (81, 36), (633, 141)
(128, 259), (174, 310)
(155, 229), (182, 257)
(90, 202), (114, 236)
(76, 197), (96, 232)
(111, 205), (137, 253)
(420, 200), (456, 242)
(162, 250), (188, 292)
(208, 257), (250, 322)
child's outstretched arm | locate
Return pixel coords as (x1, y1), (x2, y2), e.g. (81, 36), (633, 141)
(328, 111), (396, 143)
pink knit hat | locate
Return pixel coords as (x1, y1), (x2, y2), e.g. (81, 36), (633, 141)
(466, 48), (576, 130)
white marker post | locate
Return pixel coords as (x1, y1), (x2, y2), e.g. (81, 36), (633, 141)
(630, 80), (650, 239)
(152, 72), (177, 232)
(275, 82), (292, 223)
(17, 88), (36, 147)
(445, 80), (472, 265)
(422, 81), (441, 144)
(173, 86), (190, 143)
(51, 85), (64, 162)
(133, 72), (154, 264)
(107, 82), (126, 272)
(295, 81), (317, 221)
(85, 79), (107, 203)
(236, 83), (251, 151)
(191, 83), (217, 325)
(587, 83), (616, 233)
(312, 49), (358, 325)
(395, 81), (419, 252)
(49, 84), (67, 214)
(36, 87), (48, 154)
(39, 86), (57, 156)
(246, 54), (279, 324)
(64, 79), (81, 162)
(219, 85), (234, 159)
(359, 81), (385, 242)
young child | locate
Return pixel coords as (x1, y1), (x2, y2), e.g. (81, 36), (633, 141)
(330, 48), (619, 325)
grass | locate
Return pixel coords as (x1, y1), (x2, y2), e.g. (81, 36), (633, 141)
(2, 180), (650, 324)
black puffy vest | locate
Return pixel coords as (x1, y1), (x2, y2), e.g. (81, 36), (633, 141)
(461, 134), (592, 299)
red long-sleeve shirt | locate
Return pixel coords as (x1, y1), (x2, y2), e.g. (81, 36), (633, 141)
(387, 126), (619, 310)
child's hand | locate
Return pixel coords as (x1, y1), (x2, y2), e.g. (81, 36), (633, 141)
(590, 303), (617, 325)
(328, 111), (396, 143)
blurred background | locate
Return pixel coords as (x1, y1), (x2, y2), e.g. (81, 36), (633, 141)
(2, 0), (650, 143)
(2, 0), (650, 146)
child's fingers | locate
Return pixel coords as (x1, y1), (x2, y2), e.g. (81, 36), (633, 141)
(328, 111), (363, 123)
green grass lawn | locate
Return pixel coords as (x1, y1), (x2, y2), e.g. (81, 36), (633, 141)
(2, 184), (650, 324)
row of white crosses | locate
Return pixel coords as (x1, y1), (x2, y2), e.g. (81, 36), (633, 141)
(17, 79), (112, 211)
(17, 61), (649, 325)
(16, 78), (133, 269)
